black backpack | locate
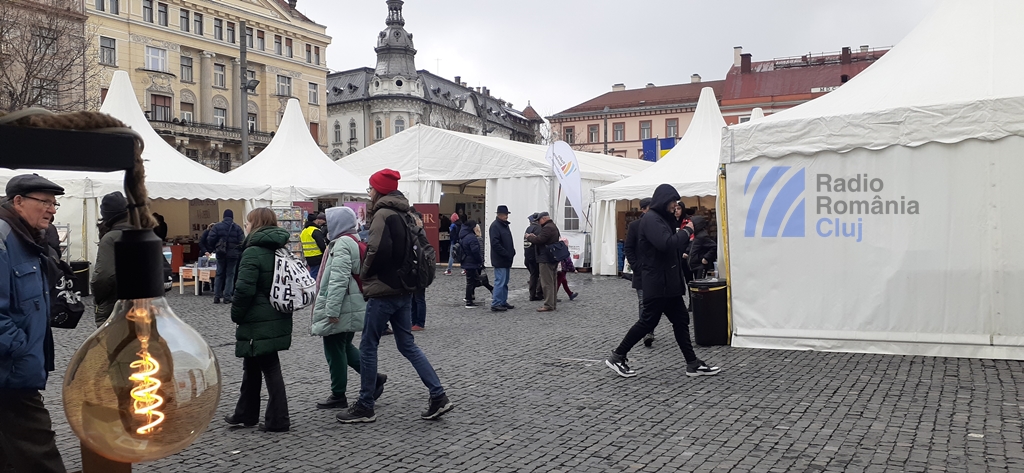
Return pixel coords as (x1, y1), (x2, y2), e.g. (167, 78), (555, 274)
(399, 213), (437, 291)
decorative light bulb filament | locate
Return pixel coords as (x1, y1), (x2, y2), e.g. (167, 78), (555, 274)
(126, 306), (165, 434)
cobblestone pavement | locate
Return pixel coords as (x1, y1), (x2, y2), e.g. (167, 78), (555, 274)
(46, 269), (1023, 472)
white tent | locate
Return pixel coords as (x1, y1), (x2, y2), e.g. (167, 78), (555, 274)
(0, 71), (271, 261)
(720, 0), (1024, 360)
(229, 98), (364, 203)
(338, 125), (651, 268)
(591, 87), (726, 275)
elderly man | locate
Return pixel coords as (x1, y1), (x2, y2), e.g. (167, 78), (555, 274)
(0, 174), (67, 472)
(525, 212), (560, 312)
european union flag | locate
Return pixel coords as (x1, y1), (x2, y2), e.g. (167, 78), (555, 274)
(641, 138), (658, 162)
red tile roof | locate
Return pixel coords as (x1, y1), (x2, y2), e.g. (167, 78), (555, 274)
(274, 0), (313, 23)
(552, 80), (725, 117)
(722, 49), (888, 101)
(522, 104), (542, 121)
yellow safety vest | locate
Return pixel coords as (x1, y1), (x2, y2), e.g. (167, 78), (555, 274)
(300, 226), (323, 258)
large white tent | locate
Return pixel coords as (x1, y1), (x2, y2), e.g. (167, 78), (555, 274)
(720, 0), (1024, 360)
(338, 125), (651, 267)
(591, 87), (726, 275)
(0, 71), (271, 261)
(229, 98), (364, 203)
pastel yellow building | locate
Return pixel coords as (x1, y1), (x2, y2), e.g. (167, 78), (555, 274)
(87, 0), (330, 171)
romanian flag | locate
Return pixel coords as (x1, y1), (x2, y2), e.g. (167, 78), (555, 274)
(659, 137), (677, 159)
(641, 138), (658, 162)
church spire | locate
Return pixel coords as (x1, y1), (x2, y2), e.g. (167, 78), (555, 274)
(385, 0), (405, 27)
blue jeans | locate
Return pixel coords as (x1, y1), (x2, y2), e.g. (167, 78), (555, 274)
(492, 267), (510, 308)
(308, 263), (320, 280)
(358, 295), (445, 409)
(446, 247), (455, 272)
(214, 257), (238, 300)
(411, 289), (426, 327)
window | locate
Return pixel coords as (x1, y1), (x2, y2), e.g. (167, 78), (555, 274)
(100, 88), (108, 103)
(180, 102), (193, 122)
(394, 117), (405, 134)
(276, 75), (291, 96)
(226, 22), (235, 43)
(314, 46), (320, 65)
(180, 56), (193, 82)
(157, 3), (167, 26)
(150, 94), (171, 121)
(193, 13), (203, 35)
(246, 69), (256, 85)
(185, 148), (198, 160)
(274, 35), (281, 55)
(218, 152), (231, 172)
(739, 116), (751, 123)
(305, 44), (311, 63)
(109, 0), (118, 14)
(307, 82), (318, 104)
(333, 122), (341, 143)
(666, 118), (678, 137)
(179, 9), (189, 32)
(32, 78), (58, 108)
(33, 27), (57, 56)
(284, 38), (292, 58)
(95, 0), (103, 12)
(213, 19), (222, 40)
(309, 122), (319, 144)
(640, 121), (652, 140)
(349, 120), (356, 140)
(257, 30), (265, 50)
(374, 119), (382, 140)
(99, 37), (116, 66)
(142, 0), (153, 22)
(213, 64), (225, 87)
(245, 27), (253, 48)
(563, 126), (575, 144)
(588, 124), (599, 143)
(213, 107), (226, 126)
(144, 46), (167, 72)
(613, 122), (625, 142)
(247, 113), (257, 132)
(563, 198), (580, 231)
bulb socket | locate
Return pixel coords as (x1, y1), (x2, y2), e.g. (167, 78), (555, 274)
(114, 229), (166, 299)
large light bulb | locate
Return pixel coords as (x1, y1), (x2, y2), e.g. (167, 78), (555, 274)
(62, 229), (221, 463)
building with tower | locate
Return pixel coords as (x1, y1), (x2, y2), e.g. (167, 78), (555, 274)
(326, 0), (543, 160)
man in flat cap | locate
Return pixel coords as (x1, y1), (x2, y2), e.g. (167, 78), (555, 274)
(0, 173), (67, 472)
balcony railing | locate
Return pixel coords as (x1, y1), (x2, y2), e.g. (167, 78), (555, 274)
(149, 119), (274, 145)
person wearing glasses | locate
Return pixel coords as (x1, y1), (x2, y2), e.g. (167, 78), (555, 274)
(0, 173), (68, 472)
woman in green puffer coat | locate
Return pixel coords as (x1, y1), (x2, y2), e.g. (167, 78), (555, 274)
(224, 207), (293, 433)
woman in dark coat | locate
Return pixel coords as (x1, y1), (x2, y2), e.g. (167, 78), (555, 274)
(459, 220), (483, 307)
(224, 207), (293, 433)
(687, 215), (717, 279)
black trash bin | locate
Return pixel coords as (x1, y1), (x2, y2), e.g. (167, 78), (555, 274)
(688, 278), (728, 346)
(70, 260), (91, 297)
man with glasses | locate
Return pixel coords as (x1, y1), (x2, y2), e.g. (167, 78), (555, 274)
(0, 173), (68, 472)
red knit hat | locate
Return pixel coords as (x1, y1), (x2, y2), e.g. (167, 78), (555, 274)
(369, 168), (401, 195)
(451, 213), (459, 221)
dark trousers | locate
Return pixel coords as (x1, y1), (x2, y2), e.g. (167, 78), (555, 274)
(214, 257), (238, 300)
(411, 289), (427, 327)
(557, 271), (572, 296)
(615, 296), (696, 363)
(0, 389), (65, 473)
(233, 352), (289, 430)
(465, 268), (480, 302)
(324, 333), (360, 398)
(526, 261), (543, 299)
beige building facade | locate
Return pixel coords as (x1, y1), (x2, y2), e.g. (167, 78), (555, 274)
(87, 0), (330, 171)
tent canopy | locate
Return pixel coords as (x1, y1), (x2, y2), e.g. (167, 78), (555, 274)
(723, 0), (1024, 163)
(229, 98), (364, 202)
(594, 87), (725, 200)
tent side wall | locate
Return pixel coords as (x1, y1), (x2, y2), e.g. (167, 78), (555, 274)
(483, 176), (552, 269)
(726, 138), (1024, 360)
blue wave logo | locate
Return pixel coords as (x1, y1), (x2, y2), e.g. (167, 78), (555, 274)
(743, 166), (805, 237)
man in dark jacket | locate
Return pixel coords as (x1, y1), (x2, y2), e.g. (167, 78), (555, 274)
(687, 215), (717, 279)
(459, 220), (483, 308)
(0, 174), (67, 472)
(623, 197), (655, 347)
(337, 169), (453, 424)
(91, 192), (134, 327)
(523, 213), (543, 301)
(207, 209), (245, 304)
(153, 212), (168, 240)
(606, 184), (721, 379)
(526, 212), (560, 312)
(488, 205), (515, 312)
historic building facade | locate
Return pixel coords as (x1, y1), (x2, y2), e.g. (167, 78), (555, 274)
(86, 0), (331, 171)
(326, 0), (543, 160)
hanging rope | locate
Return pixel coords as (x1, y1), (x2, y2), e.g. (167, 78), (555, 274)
(0, 108), (152, 230)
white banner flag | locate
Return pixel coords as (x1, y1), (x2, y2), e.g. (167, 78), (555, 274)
(545, 141), (585, 226)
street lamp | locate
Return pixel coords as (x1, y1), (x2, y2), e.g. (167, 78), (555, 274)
(239, 20), (255, 163)
(603, 106), (610, 154)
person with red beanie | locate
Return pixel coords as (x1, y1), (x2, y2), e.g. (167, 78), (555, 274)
(337, 169), (454, 424)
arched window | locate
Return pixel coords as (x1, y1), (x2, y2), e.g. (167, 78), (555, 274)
(374, 119), (383, 140)
(349, 119), (357, 140)
(394, 117), (405, 134)
(333, 121), (341, 143)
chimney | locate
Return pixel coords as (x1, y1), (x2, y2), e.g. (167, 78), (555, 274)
(740, 53), (752, 74)
(484, 87), (490, 97)
(288, 0), (296, 8)
(476, 87), (481, 93)
(860, 45), (869, 53)
(454, 75), (461, 85)
(841, 47), (851, 65)
(645, 83), (655, 88)
(690, 74), (701, 83)
(734, 46), (743, 66)
(612, 83), (626, 92)
(461, 82), (467, 87)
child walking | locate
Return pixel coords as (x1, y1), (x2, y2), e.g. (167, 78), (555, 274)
(556, 237), (579, 301)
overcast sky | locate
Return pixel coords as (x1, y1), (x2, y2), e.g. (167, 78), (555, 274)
(296, 0), (941, 117)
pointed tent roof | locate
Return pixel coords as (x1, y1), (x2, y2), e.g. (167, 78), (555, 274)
(749, 107), (765, 121)
(594, 87), (726, 200)
(724, 0), (1024, 163)
(229, 98), (364, 201)
(337, 124), (651, 183)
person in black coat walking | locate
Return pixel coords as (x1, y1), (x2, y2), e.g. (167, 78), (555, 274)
(488, 205), (516, 312)
(523, 213), (544, 301)
(623, 197), (655, 347)
(207, 209), (246, 304)
(687, 215), (717, 279)
(525, 212), (560, 312)
(459, 220), (483, 308)
(605, 184), (722, 379)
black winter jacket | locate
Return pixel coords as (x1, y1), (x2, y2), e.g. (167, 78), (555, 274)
(637, 184), (694, 299)
(488, 218), (515, 268)
(687, 215), (717, 272)
(523, 222), (541, 263)
(527, 220), (560, 263)
(623, 218), (642, 290)
(458, 223), (483, 270)
(208, 217), (245, 260)
(361, 192), (412, 298)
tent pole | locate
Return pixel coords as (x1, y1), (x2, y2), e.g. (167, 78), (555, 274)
(718, 165), (732, 344)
